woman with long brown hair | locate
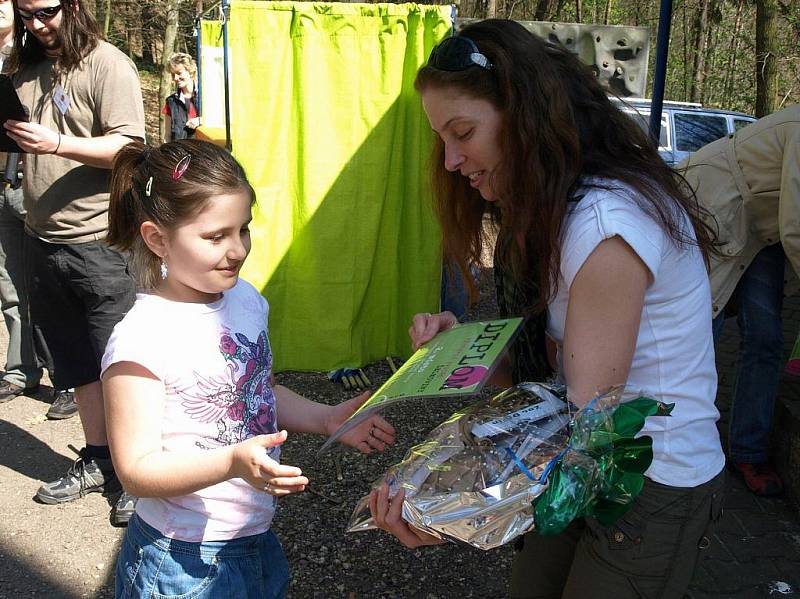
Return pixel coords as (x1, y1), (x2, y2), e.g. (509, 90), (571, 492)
(370, 19), (725, 598)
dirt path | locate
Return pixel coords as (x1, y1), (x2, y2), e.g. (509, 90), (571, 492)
(0, 390), (123, 597)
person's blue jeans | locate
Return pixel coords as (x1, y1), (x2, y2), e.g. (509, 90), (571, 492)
(116, 514), (290, 599)
(0, 186), (44, 388)
(712, 243), (785, 464)
(441, 261), (480, 320)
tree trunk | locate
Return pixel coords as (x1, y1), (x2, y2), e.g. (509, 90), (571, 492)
(128, 3), (144, 61)
(555, 0), (566, 21)
(103, 0), (111, 38)
(141, 3), (156, 64)
(160, 0), (182, 143)
(486, 0), (497, 18)
(575, 0), (582, 22)
(704, 10), (721, 105)
(755, 0), (779, 117)
(722, 0), (744, 105)
(682, 0), (689, 101)
(603, 0), (612, 25)
(690, 0), (711, 104)
(534, 0), (554, 21)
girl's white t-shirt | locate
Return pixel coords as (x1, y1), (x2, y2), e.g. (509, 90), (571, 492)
(101, 279), (279, 542)
(547, 180), (725, 487)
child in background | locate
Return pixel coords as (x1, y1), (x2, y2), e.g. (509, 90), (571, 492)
(102, 139), (395, 598)
(162, 52), (200, 142)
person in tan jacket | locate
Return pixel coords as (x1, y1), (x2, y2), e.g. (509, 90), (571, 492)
(679, 104), (800, 496)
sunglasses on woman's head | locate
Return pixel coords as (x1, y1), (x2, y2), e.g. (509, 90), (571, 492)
(17, 4), (62, 21)
(427, 36), (493, 72)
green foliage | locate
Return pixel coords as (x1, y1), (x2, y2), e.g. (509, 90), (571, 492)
(96, 0), (200, 65)
(452, 0), (799, 114)
(107, 0), (799, 116)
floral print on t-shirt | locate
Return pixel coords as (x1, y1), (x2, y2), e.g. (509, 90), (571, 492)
(172, 328), (277, 451)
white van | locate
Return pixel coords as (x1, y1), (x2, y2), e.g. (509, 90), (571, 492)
(611, 98), (756, 165)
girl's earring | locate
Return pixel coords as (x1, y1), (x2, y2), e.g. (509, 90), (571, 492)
(160, 260), (168, 280)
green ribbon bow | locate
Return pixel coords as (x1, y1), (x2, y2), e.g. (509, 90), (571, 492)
(533, 396), (673, 535)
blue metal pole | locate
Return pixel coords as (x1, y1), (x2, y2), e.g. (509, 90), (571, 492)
(221, 0), (232, 151)
(194, 17), (202, 116)
(649, 0), (673, 146)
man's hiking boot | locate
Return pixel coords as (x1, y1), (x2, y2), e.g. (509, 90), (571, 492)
(36, 449), (119, 504)
(46, 390), (78, 420)
(110, 490), (137, 527)
(732, 461), (784, 497)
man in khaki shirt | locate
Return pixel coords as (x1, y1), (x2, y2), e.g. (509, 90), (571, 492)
(679, 104), (800, 496)
(2, 0), (145, 525)
(0, 0), (75, 418)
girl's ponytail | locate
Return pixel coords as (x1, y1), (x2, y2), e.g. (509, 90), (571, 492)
(108, 140), (149, 251)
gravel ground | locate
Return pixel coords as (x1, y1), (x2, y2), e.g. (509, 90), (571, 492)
(273, 267), (513, 598)
(0, 268), (514, 599)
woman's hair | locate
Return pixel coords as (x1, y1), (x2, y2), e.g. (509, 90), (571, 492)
(107, 139), (256, 290)
(416, 19), (716, 311)
(7, 0), (102, 77)
(167, 52), (197, 79)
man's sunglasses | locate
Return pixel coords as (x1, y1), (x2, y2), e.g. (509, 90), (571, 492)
(17, 4), (62, 21)
(427, 36), (493, 72)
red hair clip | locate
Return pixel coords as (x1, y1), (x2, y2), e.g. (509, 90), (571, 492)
(172, 154), (191, 180)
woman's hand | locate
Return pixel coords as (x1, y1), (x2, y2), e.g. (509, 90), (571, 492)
(324, 392), (396, 454)
(408, 311), (459, 351)
(231, 430), (309, 496)
(186, 116), (201, 130)
(369, 483), (445, 548)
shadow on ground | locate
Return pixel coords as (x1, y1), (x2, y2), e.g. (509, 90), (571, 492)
(0, 417), (73, 482)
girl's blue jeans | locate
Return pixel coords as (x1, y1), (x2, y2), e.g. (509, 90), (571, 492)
(116, 514), (289, 599)
(712, 243), (785, 464)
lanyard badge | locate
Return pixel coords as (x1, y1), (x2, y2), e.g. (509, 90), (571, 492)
(53, 83), (70, 115)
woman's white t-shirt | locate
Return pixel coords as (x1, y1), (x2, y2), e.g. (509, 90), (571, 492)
(547, 179), (725, 487)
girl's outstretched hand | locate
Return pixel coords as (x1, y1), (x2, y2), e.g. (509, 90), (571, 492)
(231, 430), (309, 496)
(369, 483), (445, 548)
(408, 311), (458, 351)
(325, 392), (396, 454)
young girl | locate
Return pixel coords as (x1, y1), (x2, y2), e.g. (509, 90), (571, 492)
(162, 52), (200, 142)
(103, 139), (395, 598)
(370, 20), (725, 599)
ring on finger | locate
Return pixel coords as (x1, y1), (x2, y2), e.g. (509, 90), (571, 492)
(264, 482), (272, 494)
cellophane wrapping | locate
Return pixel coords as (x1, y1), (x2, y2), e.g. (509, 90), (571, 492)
(347, 383), (669, 550)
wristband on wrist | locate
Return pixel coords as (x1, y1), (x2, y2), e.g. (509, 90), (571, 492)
(53, 132), (61, 155)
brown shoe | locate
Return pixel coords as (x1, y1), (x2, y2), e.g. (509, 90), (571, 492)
(0, 380), (38, 403)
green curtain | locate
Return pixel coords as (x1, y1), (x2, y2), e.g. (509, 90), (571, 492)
(227, 2), (451, 371)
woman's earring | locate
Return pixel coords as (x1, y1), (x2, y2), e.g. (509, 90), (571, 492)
(160, 260), (168, 280)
